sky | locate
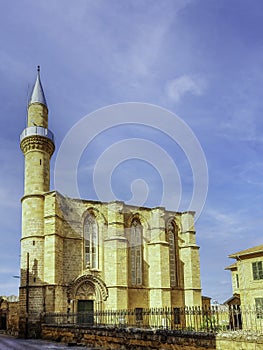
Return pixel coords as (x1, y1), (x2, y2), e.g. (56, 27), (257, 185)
(1, 0), (263, 303)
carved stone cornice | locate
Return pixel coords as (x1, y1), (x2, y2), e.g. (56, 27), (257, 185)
(20, 135), (55, 156)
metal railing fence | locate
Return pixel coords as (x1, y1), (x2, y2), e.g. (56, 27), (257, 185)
(43, 305), (263, 333)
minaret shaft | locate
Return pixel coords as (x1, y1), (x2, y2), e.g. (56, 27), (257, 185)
(27, 103), (48, 128)
(21, 135), (54, 195)
(19, 68), (55, 332)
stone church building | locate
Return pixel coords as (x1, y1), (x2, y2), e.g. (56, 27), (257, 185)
(19, 68), (202, 332)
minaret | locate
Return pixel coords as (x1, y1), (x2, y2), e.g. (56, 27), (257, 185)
(19, 67), (55, 337)
(21, 66), (54, 195)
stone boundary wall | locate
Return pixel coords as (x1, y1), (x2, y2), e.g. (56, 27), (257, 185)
(42, 326), (263, 349)
(42, 325), (216, 349)
(216, 331), (263, 350)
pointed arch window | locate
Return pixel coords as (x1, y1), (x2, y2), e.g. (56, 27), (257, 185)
(167, 221), (179, 287)
(130, 218), (143, 286)
(84, 214), (98, 269)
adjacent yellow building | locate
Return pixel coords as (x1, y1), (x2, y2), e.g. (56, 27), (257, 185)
(226, 244), (263, 307)
(226, 244), (263, 330)
(19, 68), (202, 335)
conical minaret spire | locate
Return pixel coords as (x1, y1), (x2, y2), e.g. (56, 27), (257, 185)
(28, 65), (47, 107)
(26, 66), (49, 128)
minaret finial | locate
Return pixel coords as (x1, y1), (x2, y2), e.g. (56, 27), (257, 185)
(28, 66), (47, 107)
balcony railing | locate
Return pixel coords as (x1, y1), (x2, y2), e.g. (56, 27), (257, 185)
(20, 126), (54, 143)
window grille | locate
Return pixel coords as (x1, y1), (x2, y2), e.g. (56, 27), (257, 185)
(84, 214), (98, 269)
(167, 221), (178, 287)
(130, 219), (143, 286)
(252, 261), (263, 280)
(255, 298), (263, 319)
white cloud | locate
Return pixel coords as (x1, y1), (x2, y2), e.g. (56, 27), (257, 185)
(238, 162), (263, 186)
(166, 75), (206, 103)
(199, 207), (247, 240)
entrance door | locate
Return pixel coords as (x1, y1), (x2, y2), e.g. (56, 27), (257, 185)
(0, 313), (7, 330)
(77, 300), (94, 325)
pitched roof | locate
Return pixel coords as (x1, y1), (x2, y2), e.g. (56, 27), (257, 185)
(225, 262), (237, 270)
(228, 244), (263, 259)
(224, 293), (240, 305)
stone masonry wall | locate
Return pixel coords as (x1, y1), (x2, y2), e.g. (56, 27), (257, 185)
(49, 192), (202, 312)
(42, 326), (263, 349)
(216, 331), (263, 350)
(42, 325), (216, 349)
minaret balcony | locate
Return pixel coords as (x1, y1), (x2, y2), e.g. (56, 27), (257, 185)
(20, 126), (54, 143)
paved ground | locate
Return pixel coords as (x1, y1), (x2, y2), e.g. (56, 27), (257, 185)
(0, 334), (100, 349)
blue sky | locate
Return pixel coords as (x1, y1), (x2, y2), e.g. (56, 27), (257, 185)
(1, 0), (263, 303)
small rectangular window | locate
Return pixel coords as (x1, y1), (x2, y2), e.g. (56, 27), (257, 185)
(255, 298), (263, 319)
(252, 262), (263, 280)
(236, 274), (239, 288)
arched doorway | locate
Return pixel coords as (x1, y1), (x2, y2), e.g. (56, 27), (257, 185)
(67, 274), (108, 324)
(75, 279), (95, 325)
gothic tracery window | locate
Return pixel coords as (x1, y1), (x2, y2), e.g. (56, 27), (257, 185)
(84, 214), (98, 269)
(167, 221), (179, 287)
(130, 218), (143, 286)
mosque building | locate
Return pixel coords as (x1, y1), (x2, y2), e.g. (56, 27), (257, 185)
(19, 68), (202, 334)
